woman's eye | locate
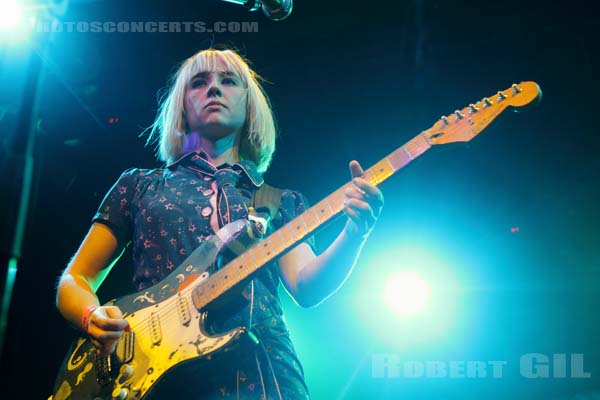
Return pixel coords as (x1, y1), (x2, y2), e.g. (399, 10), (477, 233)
(191, 79), (206, 88)
(222, 78), (237, 85)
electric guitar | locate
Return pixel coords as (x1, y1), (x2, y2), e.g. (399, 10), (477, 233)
(50, 82), (541, 400)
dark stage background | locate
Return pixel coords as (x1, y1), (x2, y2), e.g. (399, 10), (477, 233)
(1, 1), (599, 399)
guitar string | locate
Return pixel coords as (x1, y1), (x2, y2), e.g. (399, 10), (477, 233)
(123, 281), (194, 339)
(126, 215), (348, 337)
(129, 118), (506, 334)
(99, 91), (522, 343)
(123, 167), (389, 337)
(117, 145), (430, 338)
(124, 221), (288, 334)
(126, 214), (319, 338)
(125, 227), (291, 337)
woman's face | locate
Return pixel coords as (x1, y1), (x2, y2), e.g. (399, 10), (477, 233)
(184, 64), (247, 141)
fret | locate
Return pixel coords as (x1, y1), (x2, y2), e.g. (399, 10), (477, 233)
(402, 145), (414, 161)
(366, 163), (390, 185)
(361, 169), (375, 184)
(278, 224), (296, 249)
(420, 131), (433, 146)
(272, 229), (292, 253)
(384, 156), (396, 175)
(314, 199), (335, 223)
(363, 167), (377, 185)
(194, 287), (208, 306)
(238, 251), (254, 270)
(251, 247), (264, 267)
(236, 251), (250, 272)
(206, 277), (220, 292)
(260, 238), (275, 259)
(288, 219), (306, 242)
(368, 168), (381, 185)
(388, 148), (410, 171)
(219, 268), (234, 291)
(267, 229), (286, 254)
(237, 252), (249, 275)
(408, 144), (427, 157)
(406, 134), (430, 157)
(193, 288), (207, 308)
(234, 261), (243, 280)
(301, 209), (320, 232)
(327, 189), (345, 213)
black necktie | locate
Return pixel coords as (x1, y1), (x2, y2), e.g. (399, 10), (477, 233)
(213, 167), (249, 227)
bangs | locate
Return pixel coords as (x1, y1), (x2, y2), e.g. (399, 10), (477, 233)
(148, 47), (275, 173)
(183, 50), (248, 87)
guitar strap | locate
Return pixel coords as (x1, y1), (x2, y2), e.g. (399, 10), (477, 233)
(249, 183), (285, 400)
(214, 183), (282, 260)
(250, 183), (283, 225)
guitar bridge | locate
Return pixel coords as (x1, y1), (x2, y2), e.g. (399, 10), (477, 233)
(94, 352), (114, 386)
(95, 331), (135, 386)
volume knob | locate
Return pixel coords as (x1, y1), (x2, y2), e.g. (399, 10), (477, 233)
(119, 364), (134, 380)
(112, 388), (128, 400)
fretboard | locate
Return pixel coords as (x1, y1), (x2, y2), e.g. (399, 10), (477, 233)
(190, 80), (541, 309)
(191, 132), (432, 309)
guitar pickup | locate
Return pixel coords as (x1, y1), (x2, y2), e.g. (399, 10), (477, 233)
(150, 312), (162, 346)
(177, 293), (192, 326)
(116, 330), (135, 364)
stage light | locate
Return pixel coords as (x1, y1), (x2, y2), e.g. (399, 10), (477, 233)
(384, 270), (430, 317)
(0, 0), (24, 30)
(0, 0), (36, 45)
(352, 237), (463, 350)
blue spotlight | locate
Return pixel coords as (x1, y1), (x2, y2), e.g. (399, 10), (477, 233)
(352, 239), (463, 349)
(0, 0), (36, 44)
(384, 270), (431, 317)
(0, 0), (24, 30)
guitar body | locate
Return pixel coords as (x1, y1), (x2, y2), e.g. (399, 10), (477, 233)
(52, 220), (256, 400)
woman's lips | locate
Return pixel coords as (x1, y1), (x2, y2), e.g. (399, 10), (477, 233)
(204, 101), (226, 109)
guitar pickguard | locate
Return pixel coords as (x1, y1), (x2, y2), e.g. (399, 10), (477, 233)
(52, 220), (254, 400)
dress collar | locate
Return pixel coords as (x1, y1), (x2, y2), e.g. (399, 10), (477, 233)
(167, 151), (264, 188)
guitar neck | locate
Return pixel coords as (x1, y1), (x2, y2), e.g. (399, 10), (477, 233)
(191, 132), (432, 309)
(191, 81), (540, 309)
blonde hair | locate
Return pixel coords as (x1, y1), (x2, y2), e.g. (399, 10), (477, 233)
(146, 48), (277, 174)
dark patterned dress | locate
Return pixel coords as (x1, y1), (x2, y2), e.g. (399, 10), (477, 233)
(92, 151), (312, 399)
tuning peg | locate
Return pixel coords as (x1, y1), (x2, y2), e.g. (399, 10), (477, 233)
(511, 83), (522, 94)
(469, 104), (479, 113)
(497, 91), (507, 101)
(482, 98), (493, 107)
(440, 116), (449, 125)
(454, 110), (465, 120)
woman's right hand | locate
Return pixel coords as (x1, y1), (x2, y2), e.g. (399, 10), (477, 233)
(86, 305), (130, 356)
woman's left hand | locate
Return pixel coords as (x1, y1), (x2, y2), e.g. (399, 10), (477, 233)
(343, 160), (384, 239)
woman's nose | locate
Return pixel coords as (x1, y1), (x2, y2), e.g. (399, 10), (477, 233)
(206, 81), (222, 97)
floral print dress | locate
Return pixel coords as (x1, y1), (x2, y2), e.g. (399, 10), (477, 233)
(93, 151), (312, 399)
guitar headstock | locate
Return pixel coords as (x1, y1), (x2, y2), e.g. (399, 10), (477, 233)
(424, 81), (541, 145)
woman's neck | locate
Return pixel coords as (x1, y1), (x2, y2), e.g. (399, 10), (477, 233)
(185, 132), (238, 167)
